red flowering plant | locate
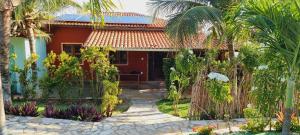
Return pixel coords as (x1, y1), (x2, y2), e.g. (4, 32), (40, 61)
(192, 125), (216, 135)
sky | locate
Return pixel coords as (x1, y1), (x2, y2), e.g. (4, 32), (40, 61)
(76, 0), (154, 16)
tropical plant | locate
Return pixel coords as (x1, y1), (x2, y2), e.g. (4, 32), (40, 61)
(192, 125), (215, 135)
(11, 0), (80, 89)
(168, 49), (198, 115)
(11, 54), (39, 99)
(5, 101), (39, 117)
(43, 104), (102, 122)
(0, 72), (4, 126)
(81, 47), (116, 98)
(273, 112), (300, 133)
(41, 51), (83, 100)
(240, 107), (267, 133)
(0, 0), (14, 107)
(82, 0), (116, 25)
(206, 79), (232, 104)
(250, 49), (286, 130)
(101, 80), (122, 117)
(149, 0), (247, 119)
(240, 0), (300, 134)
(162, 58), (175, 91)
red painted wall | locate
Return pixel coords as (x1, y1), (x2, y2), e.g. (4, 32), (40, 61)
(47, 26), (148, 81)
(116, 51), (148, 81)
(47, 26), (92, 54)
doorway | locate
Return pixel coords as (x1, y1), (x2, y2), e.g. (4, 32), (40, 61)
(148, 52), (167, 81)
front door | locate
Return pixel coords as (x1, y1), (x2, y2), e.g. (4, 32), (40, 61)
(148, 52), (167, 81)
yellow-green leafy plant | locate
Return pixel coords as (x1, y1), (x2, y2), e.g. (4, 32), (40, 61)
(240, 0), (300, 133)
(168, 49), (198, 116)
(40, 51), (83, 100)
(11, 54), (39, 99)
(251, 49), (286, 131)
(192, 125), (216, 135)
(81, 47), (115, 98)
(101, 80), (122, 117)
(240, 107), (267, 133)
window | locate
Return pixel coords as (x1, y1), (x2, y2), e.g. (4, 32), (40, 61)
(109, 51), (128, 64)
(62, 44), (82, 59)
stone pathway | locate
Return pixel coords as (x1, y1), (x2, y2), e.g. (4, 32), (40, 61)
(3, 88), (245, 135)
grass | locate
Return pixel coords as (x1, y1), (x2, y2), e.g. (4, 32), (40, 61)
(156, 98), (190, 118)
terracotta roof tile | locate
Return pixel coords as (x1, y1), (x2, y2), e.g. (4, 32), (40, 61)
(84, 30), (228, 50)
(50, 12), (228, 51)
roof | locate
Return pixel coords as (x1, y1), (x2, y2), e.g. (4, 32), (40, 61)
(51, 12), (228, 51)
(50, 12), (166, 29)
(84, 30), (228, 51)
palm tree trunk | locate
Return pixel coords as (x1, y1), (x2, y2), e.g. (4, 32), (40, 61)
(189, 71), (206, 120)
(25, 19), (38, 89)
(0, 73), (5, 128)
(0, 8), (12, 104)
(282, 75), (296, 135)
(227, 38), (238, 116)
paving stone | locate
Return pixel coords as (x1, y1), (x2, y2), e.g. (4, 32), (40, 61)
(5, 88), (247, 135)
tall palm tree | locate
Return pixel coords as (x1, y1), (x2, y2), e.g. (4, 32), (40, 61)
(240, 0), (300, 134)
(0, 0), (15, 128)
(149, 0), (243, 118)
(0, 73), (4, 128)
(12, 0), (80, 90)
(0, 0), (14, 104)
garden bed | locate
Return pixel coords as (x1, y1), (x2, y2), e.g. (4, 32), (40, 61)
(5, 98), (131, 122)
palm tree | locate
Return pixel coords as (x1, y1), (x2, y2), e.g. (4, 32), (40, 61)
(12, 0), (80, 90)
(0, 0), (14, 104)
(240, 0), (300, 134)
(0, 0), (15, 128)
(149, 0), (244, 118)
(0, 73), (4, 128)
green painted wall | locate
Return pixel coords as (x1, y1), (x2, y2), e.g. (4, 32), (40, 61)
(10, 37), (47, 93)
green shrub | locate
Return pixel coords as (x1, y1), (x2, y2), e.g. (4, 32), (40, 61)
(192, 125), (215, 135)
(162, 58), (174, 90)
(273, 112), (300, 133)
(240, 107), (267, 133)
(101, 80), (122, 117)
(11, 54), (38, 99)
(41, 51), (83, 100)
(206, 79), (232, 104)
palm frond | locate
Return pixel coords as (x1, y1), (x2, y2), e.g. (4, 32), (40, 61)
(241, 0), (300, 69)
(88, 0), (117, 26)
(148, 0), (209, 18)
(166, 6), (222, 45)
(41, 0), (81, 14)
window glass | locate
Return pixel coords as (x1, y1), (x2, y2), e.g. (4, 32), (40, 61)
(110, 51), (128, 64)
(62, 44), (82, 59)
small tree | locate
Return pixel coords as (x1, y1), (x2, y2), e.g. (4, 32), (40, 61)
(168, 49), (198, 116)
(41, 51), (83, 100)
(11, 54), (39, 99)
(240, 0), (300, 133)
(81, 47), (115, 98)
(251, 49), (286, 130)
(101, 79), (122, 117)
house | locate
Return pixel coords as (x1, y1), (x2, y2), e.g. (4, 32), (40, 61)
(10, 37), (47, 93)
(47, 12), (228, 82)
